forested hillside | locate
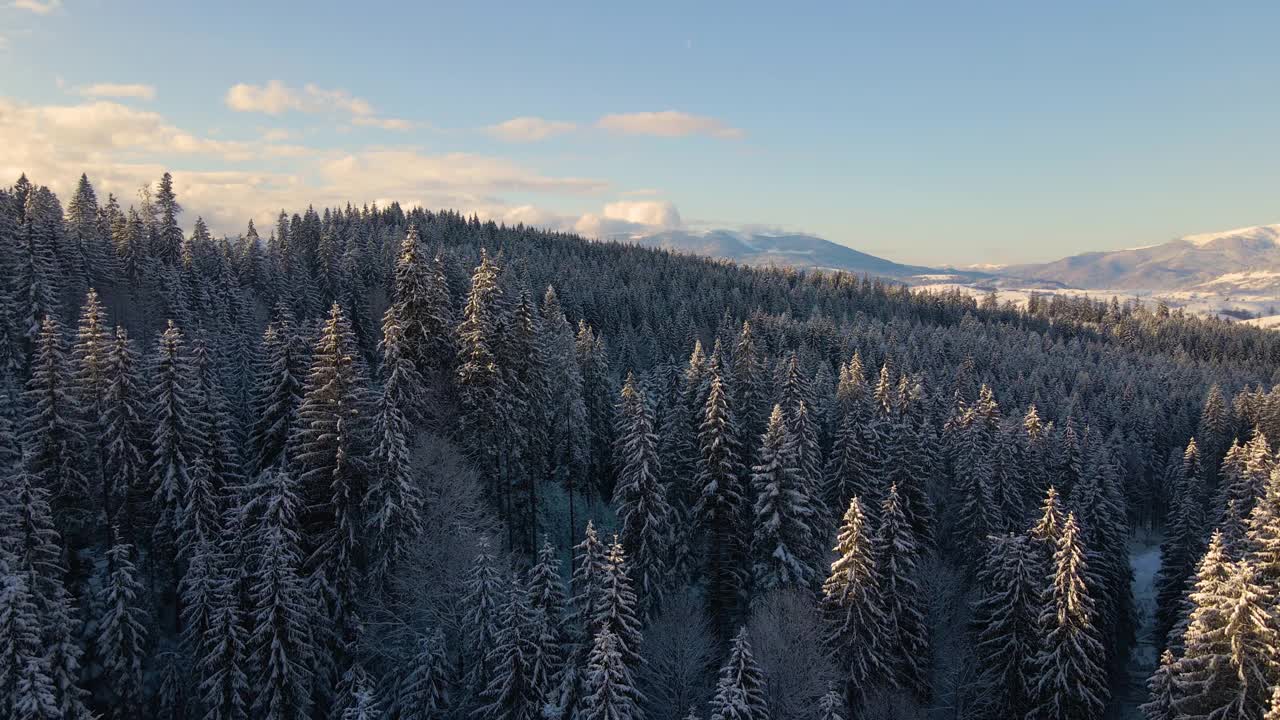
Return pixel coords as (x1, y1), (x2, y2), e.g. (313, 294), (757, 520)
(2, 171), (1279, 720)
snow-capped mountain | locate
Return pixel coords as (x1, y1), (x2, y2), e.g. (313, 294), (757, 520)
(1000, 224), (1280, 292)
(627, 229), (936, 279)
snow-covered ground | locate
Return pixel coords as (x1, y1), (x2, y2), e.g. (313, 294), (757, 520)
(1110, 531), (1162, 719)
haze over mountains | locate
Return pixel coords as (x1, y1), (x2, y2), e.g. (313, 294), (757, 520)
(631, 224), (1280, 322)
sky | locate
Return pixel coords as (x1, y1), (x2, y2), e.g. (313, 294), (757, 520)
(1, 0), (1278, 265)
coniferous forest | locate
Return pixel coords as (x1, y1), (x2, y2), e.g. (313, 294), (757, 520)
(4, 171), (1280, 720)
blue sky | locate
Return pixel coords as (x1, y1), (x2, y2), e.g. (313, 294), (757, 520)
(2, 0), (1278, 264)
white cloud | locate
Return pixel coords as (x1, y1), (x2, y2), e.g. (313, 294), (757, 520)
(574, 199), (682, 238)
(77, 83), (157, 101)
(596, 110), (743, 139)
(486, 116), (577, 143)
(0, 35), (8, 51)
(225, 80), (410, 130)
(10, 0), (60, 14)
(0, 95), (608, 236)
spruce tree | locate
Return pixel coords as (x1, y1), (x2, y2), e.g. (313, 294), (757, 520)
(395, 633), (450, 719)
(971, 533), (1040, 718)
(463, 538), (505, 696)
(456, 249), (510, 501)
(0, 564), (59, 720)
(706, 627), (768, 720)
(149, 320), (206, 558)
(751, 404), (817, 592)
(873, 483), (930, 699)
(249, 309), (306, 474)
(577, 627), (644, 720)
(821, 496), (888, 708)
(21, 315), (91, 530)
(101, 327), (147, 537)
(593, 539), (644, 675)
(392, 226), (454, 384)
(1140, 649), (1176, 720)
(95, 541), (148, 718)
(1028, 512), (1108, 720)
(612, 373), (672, 611)
(695, 370), (748, 632)
(475, 574), (542, 720)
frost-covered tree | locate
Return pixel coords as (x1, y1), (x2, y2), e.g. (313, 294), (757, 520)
(971, 533), (1040, 719)
(394, 632), (450, 720)
(1171, 546), (1278, 720)
(873, 483), (930, 699)
(821, 496), (887, 707)
(22, 314), (91, 530)
(706, 627), (768, 720)
(613, 373), (672, 611)
(366, 303), (425, 582)
(95, 541), (148, 718)
(1028, 512), (1108, 720)
(463, 538), (505, 696)
(249, 309), (306, 474)
(247, 467), (316, 720)
(149, 320), (206, 558)
(594, 539), (644, 675)
(100, 327), (147, 537)
(695, 370), (748, 631)
(475, 574), (542, 720)
(577, 627), (643, 720)
(1140, 649), (1176, 720)
(751, 404), (817, 593)
(457, 249), (511, 499)
(392, 226), (454, 385)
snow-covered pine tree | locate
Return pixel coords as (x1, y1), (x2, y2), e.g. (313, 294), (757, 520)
(732, 321), (767, 444)
(149, 319), (207, 559)
(577, 321), (616, 500)
(95, 540), (148, 717)
(247, 467), (316, 720)
(1139, 649), (1175, 720)
(695, 369), (749, 633)
(539, 286), (588, 550)
(21, 314), (92, 532)
(14, 187), (62, 354)
(463, 538), (506, 699)
(101, 327), (148, 538)
(594, 538), (645, 676)
(706, 626), (768, 720)
(0, 563), (59, 720)
(392, 226), (455, 386)
(475, 573), (543, 720)
(249, 308), (306, 474)
(577, 627), (643, 720)
(825, 355), (882, 521)
(818, 687), (846, 720)
(751, 404), (817, 593)
(365, 303), (425, 582)
(71, 289), (110, 460)
(1028, 512), (1108, 720)
(1198, 384), (1234, 475)
(872, 483), (930, 699)
(288, 302), (372, 655)
(971, 533), (1040, 718)
(394, 632), (450, 720)
(0, 461), (91, 718)
(199, 557), (250, 720)
(613, 373), (672, 612)
(948, 384), (999, 554)
(821, 495), (889, 708)
(1170, 551), (1278, 720)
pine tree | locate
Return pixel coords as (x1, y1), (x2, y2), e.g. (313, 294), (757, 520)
(949, 385), (999, 552)
(366, 303), (425, 582)
(577, 627), (644, 720)
(825, 358), (882, 520)
(101, 327), (148, 537)
(22, 314), (92, 532)
(706, 627), (768, 720)
(95, 540), (148, 718)
(577, 322), (615, 499)
(1028, 512), (1108, 720)
(154, 172), (184, 265)
(0, 558), (59, 720)
(612, 373), (672, 611)
(475, 574), (542, 720)
(751, 404), (817, 592)
(457, 249), (510, 500)
(821, 496), (888, 707)
(199, 564), (250, 720)
(1171, 553), (1278, 720)
(873, 483), (930, 699)
(247, 467), (316, 720)
(463, 538), (505, 696)
(593, 539), (644, 674)
(1156, 440), (1210, 649)
(971, 533), (1040, 718)
(14, 187), (61, 354)
(818, 687), (846, 720)
(249, 309), (307, 474)
(288, 302), (371, 651)
(394, 632), (450, 719)
(1140, 649), (1176, 720)
(392, 226), (454, 384)
(695, 370), (748, 631)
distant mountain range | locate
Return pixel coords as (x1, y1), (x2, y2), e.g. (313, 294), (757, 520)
(627, 224), (1280, 323)
(628, 229), (937, 279)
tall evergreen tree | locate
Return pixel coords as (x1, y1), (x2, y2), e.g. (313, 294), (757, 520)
(392, 226), (455, 385)
(100, 327), (147, 537)
(95, 540), (148, 718)
(612, 373), (672, 611)
(1028, 513), (1108, 720)
(751, 404), (817, 593)
(249, 308), (307, 474)
(706, 627), (768, 720)
(971, 533), (1040, 719)
(872, 483), (930, 699)
(695, 371), (748, 632)
(821, 496), (888, 708)
(577, 627), (644, 720)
